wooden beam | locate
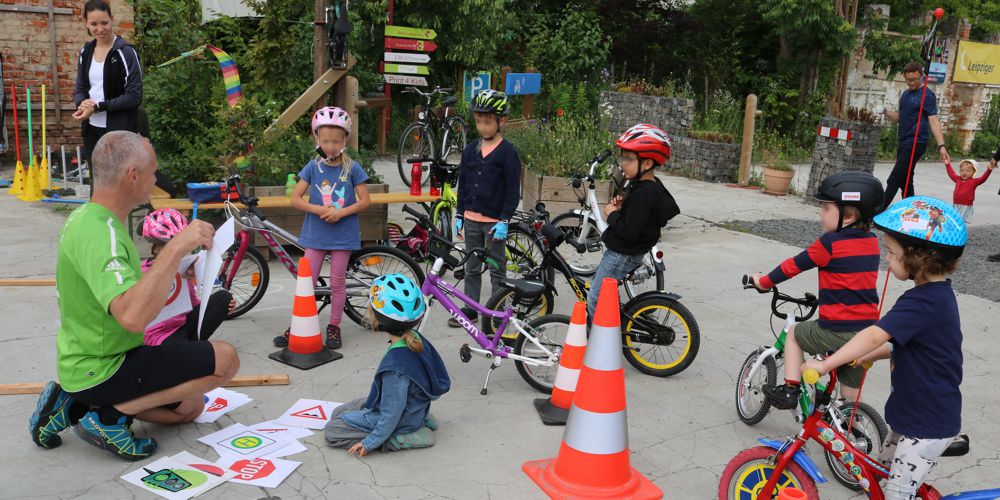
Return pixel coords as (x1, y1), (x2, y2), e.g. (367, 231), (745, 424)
(0, 374), (290, 395)
(47, 1), (62, 122)
(266, 54), (356, 134)
(0, 4), (73, 15)
(0, 279), (56, 286)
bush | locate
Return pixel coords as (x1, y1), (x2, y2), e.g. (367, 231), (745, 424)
(689, 130), (735, 144)
(970, 131), (999, 160)
(504, 115), (614, 179)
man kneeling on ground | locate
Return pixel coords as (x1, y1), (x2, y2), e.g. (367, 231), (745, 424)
(28, 131), (240, 461)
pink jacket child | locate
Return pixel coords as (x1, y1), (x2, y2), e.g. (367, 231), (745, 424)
(945, 159), (995, 224)
(140, 208), (234, 345)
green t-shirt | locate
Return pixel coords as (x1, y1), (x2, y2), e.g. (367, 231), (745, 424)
(56, 203), (144, 392)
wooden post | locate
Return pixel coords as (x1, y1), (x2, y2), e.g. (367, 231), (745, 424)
(523, 67), (537, 118)
(314, 0), (330, 108)
(47, 1), (61, 122)
(266, 54), (355, 134)
(500, 66), (511, 93)
(345, 76), (360, 152)
(738, 94), (757, 187)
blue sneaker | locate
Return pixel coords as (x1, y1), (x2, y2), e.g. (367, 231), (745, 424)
(29, 381), (76, 448)
(74, 410), (157, 461)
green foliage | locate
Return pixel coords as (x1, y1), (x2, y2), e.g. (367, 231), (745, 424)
(694, 89), (744, 138)
(504, 116), (614, 179)
(861, 30), (921, 79)
(346, 146), (384, 184)
(879, 123), (900, 160)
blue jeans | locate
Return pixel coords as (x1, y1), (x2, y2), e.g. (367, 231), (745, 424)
(586, 249), (645, 318)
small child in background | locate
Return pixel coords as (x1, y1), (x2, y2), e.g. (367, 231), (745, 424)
(944, 158), (994, 224)
(141, 208), (234, 345)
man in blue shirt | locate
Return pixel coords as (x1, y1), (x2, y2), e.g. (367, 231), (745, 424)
(880, 61), (951, 211)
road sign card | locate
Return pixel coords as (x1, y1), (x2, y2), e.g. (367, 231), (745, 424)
(249, 421), (314, 440)
(121, 452), (234, 500)
(274, 399), (341, 429)
(216, 456), (301, 489)
(383, 74), (428, 87)
(194, 388), (252, 424)
(505, 73), (542, 96)
(383, 63), (429, 75)
(384, 25), (437, 40)
(384, 52), (430, 64)
(198, 424), (294, 459)
(384, 37), (437, 52)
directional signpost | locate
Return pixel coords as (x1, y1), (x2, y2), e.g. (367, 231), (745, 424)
(383, 63), (429, 75)
(384, 52), (430, 64)
(383, 74), (428, 86)
(384, 37), (438, 52)
(385, 26), (437, 40)
(382, 25), (437, 87)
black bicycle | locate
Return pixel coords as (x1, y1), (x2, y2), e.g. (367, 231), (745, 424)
(397, 86), (467, 186)
(321, 0), (351, 69)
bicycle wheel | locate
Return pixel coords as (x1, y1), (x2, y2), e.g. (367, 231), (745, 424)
(221, 245), (270, 319)
(514, 314), (569, 394)
(397, 122), (435, 186)
(482, 286), (555, 342)
(718, 446), (819, 499)
(343, 246), (426, 328)
(505, 224), (553, 282)
(621, 294), (700, 377)
(622, 255), (665, 299)
(551, 211), (602, 277)
(432, 204), (452, 241)
(735, 347), (777, 425)
(441, 117), (467, 166)
(823, 400), (889, 490)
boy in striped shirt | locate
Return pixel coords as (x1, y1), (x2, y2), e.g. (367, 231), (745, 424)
(751, 172), (885, 409)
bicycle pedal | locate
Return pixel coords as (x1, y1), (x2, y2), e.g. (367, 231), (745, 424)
(459, 343), (472, 363)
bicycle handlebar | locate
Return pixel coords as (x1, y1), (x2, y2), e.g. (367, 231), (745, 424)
(570, 150), (613, 187)
(225, 173), (266, 220)
(741, 274), (818, 322)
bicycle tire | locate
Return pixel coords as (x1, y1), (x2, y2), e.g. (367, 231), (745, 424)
(823, 400), (889, 490)
(441, 117), (467, 166)
(397, 122), (435, 186)
(621, 293), (700, 377)
(432, 204), (452, 242)
(551, 211), (602, 277)
(505, 223), (553, 282)
(221, 245), (270, 319)
(514, 314), (569, 394)
(718, 446), (819, 499)
(623, 255), (665, 299)
(482, 286), (555, 342)
(735, 347), (777, 425)
(343, 246), (426, 328)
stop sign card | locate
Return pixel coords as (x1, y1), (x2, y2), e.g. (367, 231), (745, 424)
(216, 455), (301, 488)
(197, 423), (294, 460)
(194, 388), (252, 424)
(274, 399), (341, 429)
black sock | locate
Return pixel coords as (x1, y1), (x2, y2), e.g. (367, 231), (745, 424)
(69, 402), (90, 423)
(96, 406), (127, 426)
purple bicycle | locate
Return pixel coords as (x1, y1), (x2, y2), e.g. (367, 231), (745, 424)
(402, 206), (565, 395)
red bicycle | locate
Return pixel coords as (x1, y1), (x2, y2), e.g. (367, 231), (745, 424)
(718, 366), (993, 499)
(215, 173), (424, 327)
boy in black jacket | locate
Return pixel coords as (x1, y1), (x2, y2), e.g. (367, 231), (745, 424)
(450, 90), (521, 326)
(587, 124), (680, 316)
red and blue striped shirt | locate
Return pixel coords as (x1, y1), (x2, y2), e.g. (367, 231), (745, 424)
(758, 228), (880, 332)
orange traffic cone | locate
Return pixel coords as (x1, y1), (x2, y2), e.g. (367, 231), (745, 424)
(269, 257), (341, 369)
(777, 488), (807, 499)
(533, 301), (588, 426)
(18, 160), (42, 202)
(523, 278), (663, 499)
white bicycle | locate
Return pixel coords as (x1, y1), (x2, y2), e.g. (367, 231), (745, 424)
(550, 150), (666, 298)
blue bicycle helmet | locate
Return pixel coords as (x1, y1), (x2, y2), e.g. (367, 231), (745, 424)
(370, 273), (426, 332)
(873, 196), (967, 259)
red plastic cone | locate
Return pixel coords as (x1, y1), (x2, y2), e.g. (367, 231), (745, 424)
(533, 301), (588, 425)
(269, 257), (341, 369)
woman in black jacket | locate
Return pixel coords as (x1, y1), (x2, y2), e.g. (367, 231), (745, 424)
(72, 0), (142, 186)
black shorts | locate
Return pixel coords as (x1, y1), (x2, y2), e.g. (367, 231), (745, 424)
(70, 341), (216, 407)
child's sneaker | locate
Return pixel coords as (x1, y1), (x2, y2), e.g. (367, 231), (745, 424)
(29, 381), (77, 449)
(763, 383), (801, 410)
(326, 324), (342, 350)
(74, 410), (157, 461)
(273, 328), (290, 347)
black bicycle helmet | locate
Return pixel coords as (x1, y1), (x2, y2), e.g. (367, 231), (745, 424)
(470, 89), (510, 116)
(814, 171), (885, 231)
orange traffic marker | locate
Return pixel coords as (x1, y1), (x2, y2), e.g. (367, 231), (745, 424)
(269, 257), (341, 369)
(533, 301), (588, 425)
(777, 488), (807, 499)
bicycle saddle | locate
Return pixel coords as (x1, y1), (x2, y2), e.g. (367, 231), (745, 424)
(942, 434), (969, 457)
(442, 95), (457, 107)
(499, 278), (545, 300)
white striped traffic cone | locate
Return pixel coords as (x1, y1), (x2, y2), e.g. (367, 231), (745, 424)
(269, 257), (341, 369)
(523, 278), (662, 499)
(533, 301), (588, 425)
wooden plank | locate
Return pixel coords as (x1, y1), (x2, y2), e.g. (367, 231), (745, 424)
(150, 185), (170, 200)
(266, 55), (356, 134)
(0, 374), (290, 395)
(151, 192), (440, 211)
(0, 279), (56, 286)
(0, 4), (73, 14)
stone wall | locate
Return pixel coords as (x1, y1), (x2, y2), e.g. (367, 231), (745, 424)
(669, 135), (741, 182)
(600, 91), (695, 138)
(804, 117), (884, 201)
(1, 0), (135, 158)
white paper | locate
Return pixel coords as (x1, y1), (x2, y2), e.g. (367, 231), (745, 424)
(146, 254), (200, 328)
(194, 388), (253, 424)
(120, 452), (234, 500)
(274, 399), (341, 430)
(215, 455), (301, 489)
(197, 218), (235, 336)
(197, 423), (294, 460)
(263, 439), (307, 458)
(248, 421), (314, 440)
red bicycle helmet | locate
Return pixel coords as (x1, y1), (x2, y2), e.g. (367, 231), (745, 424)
(615, 123), (672, 165)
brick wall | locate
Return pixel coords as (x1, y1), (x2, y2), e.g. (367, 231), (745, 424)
(1, 0), (134, 162)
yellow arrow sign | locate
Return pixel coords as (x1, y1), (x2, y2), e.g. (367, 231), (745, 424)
(384, 25), (437, 40)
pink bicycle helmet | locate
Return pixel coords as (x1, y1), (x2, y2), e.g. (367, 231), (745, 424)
(142, 208), (189, 244)
(311, 106), (352, 135)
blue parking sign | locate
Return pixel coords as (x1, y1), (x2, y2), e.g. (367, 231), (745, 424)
(464, 71), (491, 102)
(505, 73), (542, 95)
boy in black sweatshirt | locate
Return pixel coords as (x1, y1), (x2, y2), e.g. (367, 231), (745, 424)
(587, 124), (680, 316)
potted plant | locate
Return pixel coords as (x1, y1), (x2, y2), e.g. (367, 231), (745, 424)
(762, 150), (794, 196)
